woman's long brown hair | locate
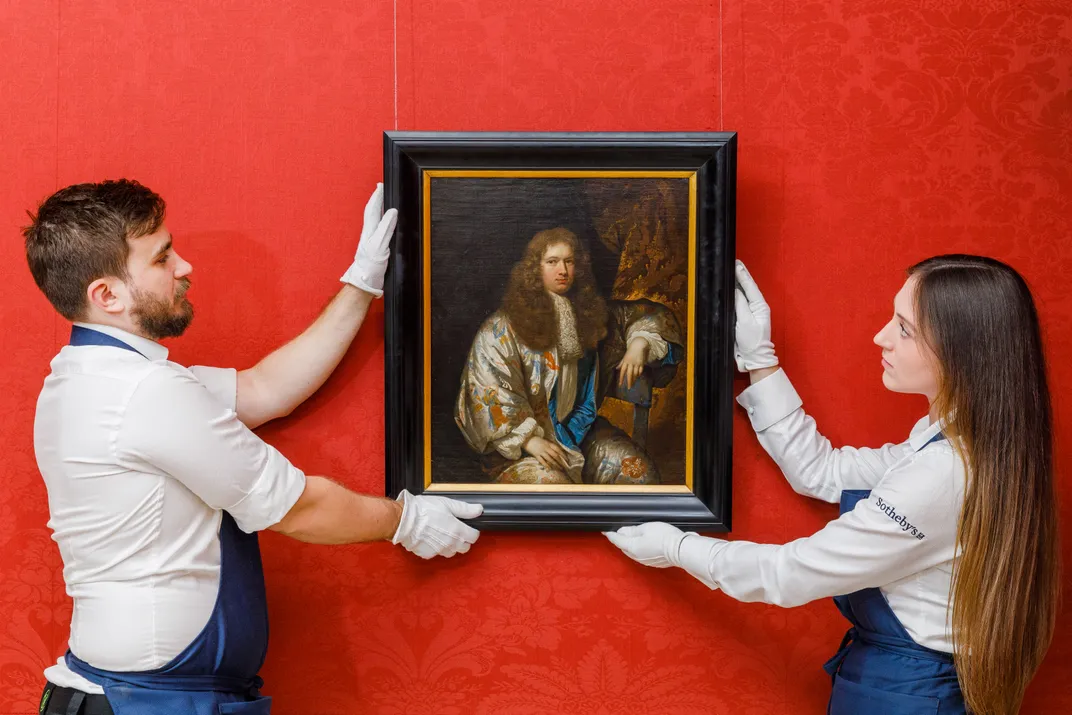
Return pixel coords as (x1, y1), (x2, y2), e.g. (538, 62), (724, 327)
(909, 255), (1059, 714)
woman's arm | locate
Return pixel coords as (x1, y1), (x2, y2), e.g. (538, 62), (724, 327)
(740, 368), (916, 501)
(735, 263), (911, 501)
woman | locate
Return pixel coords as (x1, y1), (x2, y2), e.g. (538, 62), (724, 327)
(455, 227), (683, 485)
(605, 256), (1059, 714)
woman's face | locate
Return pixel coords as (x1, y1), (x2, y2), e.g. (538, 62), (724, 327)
(873, 276), (940, 400)
(541, 241), (575, 295)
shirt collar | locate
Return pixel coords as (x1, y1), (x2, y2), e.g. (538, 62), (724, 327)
(72, 322), (170, 362)
(908, 415), (947, 452)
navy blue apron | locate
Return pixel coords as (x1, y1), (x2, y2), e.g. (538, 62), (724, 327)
(823, 433), (965, 715)
(63, 326), (272, 714)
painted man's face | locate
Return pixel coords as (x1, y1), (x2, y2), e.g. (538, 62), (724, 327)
(541, 241), (575, 295)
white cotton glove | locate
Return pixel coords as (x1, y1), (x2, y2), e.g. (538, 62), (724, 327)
(604, 522), (689, 568)
(734, 259), (778, 372)
(604, 522), (722, 589)
(340, 183), (399, 297)
(390, 489), (483, 559)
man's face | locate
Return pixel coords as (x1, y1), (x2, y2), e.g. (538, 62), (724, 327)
(124, 224), (195, 339)
(541, 242), (575, 295)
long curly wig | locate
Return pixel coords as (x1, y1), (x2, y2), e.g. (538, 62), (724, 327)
(501, 227), (608, 351)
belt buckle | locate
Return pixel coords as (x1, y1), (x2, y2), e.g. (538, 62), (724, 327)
(39, 684), (54, 715)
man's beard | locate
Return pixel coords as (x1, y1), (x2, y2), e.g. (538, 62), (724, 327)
(130, 279), (194, 339)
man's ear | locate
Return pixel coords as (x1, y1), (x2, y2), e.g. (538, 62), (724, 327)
(86, 277), (128, 315)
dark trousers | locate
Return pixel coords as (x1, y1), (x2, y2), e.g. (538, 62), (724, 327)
(40, 683), (114, 715)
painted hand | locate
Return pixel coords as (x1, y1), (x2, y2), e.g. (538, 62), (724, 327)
(616, 337), (650, 389)
(523, 436), (571, 473)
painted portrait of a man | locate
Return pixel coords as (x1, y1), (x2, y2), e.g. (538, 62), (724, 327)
(385, 132), (738, 529)
(455, 227), (683, 485)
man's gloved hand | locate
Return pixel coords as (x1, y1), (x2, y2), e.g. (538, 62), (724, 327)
(734, 259), (778, 372)
(391, 490), (483, 558)
(604, 522), (722, 589)
(340, 183), (398, 297)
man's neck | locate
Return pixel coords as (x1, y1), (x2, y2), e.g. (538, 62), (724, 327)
(72, 320), (169, 361)
(77, 313), (149, 341)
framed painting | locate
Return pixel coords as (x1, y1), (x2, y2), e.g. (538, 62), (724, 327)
(383, 132), (737, 531)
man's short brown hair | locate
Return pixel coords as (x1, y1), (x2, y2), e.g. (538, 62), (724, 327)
(24, 179), (166, 320)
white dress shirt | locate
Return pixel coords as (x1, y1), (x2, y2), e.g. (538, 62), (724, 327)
(35, 323), (307, 693)
(685, 369), (965, 653)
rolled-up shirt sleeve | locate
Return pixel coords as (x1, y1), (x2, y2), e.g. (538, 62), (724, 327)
(186, 365), (238, 411)
(115, 368), (306, 533)
(677, 446), (961, 607)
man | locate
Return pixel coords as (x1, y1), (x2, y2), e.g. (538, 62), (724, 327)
(24, 179), (482, 715)
(455, 227), (683, 485)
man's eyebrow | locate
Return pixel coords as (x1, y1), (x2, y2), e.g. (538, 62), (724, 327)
(152, 238), (173, 259)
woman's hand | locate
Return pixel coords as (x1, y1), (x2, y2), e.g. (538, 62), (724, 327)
(734, 260), (779, 373)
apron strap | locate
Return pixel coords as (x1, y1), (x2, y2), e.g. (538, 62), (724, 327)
(69, 326), (145, 358)
(65, 652), (263, 695)
(838, 490), (871, 515)
(822, 627), (857, 682)
(822, 623), (954, 684)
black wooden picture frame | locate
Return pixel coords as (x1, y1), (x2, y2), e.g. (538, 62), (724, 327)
(383, 131), (737, 532)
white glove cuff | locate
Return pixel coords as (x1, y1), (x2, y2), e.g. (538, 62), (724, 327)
(735, 342), (779, 372)
(674, 533), (725, 590)
(665, 528), (691, 567)
(390, 489), (415, 545)
(341, 263), (385, 298)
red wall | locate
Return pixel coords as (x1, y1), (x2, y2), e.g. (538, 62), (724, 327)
(2, 1), (1069, 713)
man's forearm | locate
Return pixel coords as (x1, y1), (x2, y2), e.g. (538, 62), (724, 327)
(269, 475), (402, 545)
(242, 285), (374, 425)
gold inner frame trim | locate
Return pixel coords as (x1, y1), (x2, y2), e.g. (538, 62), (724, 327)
(425, 483), (694, 494)
(423, 169), (698, 495)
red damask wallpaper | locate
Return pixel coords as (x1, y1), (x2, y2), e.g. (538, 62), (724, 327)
(1, 1), (1069, 713)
